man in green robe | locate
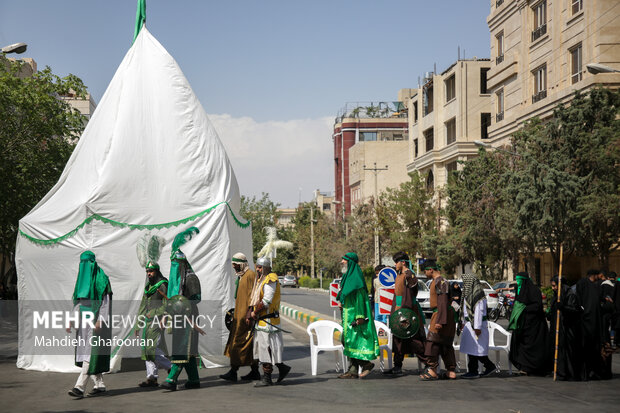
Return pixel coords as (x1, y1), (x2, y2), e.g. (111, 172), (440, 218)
(336, 252), (380, 379)
(160, 227), (205, 391)
(67, 251), (112, 399)
(136, 261), (171, 387)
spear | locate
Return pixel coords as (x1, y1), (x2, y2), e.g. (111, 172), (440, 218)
(553, 244), (563, 381)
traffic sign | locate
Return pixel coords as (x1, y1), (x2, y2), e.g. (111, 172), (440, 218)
(378, 267), (397, 288)
(378, 287), (395, 315)
(329, 282), (340, 308)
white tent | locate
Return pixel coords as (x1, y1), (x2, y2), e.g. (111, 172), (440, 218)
(15, 28), (252, 372)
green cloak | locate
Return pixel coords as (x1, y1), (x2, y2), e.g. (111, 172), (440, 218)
(338, 253), (379, 361)
(72, 250), (112, 374)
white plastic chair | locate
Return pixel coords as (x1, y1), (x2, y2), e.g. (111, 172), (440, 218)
(307, 320), (346, 376)
(374, 320), (392, 372)
(488, 321), (512, 375)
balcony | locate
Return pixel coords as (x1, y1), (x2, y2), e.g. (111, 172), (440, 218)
(496, 112), (504, 122)
(531, 24), (547, 42)
(532, 90), (547, 103)
(496, 54), (504, 65)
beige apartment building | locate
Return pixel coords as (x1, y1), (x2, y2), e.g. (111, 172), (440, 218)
(406, 59), (493, 189)
(487, 0), (620, 145)
(348, 139), (410, 210)
(333, 101), (410, 217)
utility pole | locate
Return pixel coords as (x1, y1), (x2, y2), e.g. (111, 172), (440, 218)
(310, 205), (315, 278)
(363, 162), (388, 266)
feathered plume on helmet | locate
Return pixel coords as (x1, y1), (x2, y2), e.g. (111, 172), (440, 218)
(170, 226), (200, 260)
(136, 233), (167, 269)
(257, 227), (293, 261)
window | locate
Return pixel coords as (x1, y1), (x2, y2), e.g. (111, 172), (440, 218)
(570, 44), (582, 84)
(532, 1), (547, 42)
(426, 170), (434, 191)
(572, 0), (583, 15)
(414, 139), (419, 158)
(496, 32), (504, 64)
(445, 118), (456, 145)
(423, 84), (434, 116)
(445, 75), (456, 102)
(532, 65), (547, 103)
(413, 101), (419, 123)
(480, 68), (490, 94)
(496, 90), (504, 122)
(424, 128), (434, 152)
(359, 132), (377, 142)
(481, 113), (491, 139)
(496, 0), (504, 7)
(393, 133), (404, 141)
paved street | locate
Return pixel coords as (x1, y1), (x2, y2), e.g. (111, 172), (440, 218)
(1, 293), (619, 412)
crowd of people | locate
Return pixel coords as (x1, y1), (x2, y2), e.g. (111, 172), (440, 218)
(344, 252), (618, 382)
(64, 231), (618, 398)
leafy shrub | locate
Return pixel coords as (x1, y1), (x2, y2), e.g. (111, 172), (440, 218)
(298, 276), (311, 287)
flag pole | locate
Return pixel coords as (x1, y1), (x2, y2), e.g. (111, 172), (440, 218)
(553, 243), (563, 381)
(133, 0), (147, 44)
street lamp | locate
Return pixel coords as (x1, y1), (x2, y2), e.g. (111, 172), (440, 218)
(1, 42), (27, 54)
(586, 63), (620, 74)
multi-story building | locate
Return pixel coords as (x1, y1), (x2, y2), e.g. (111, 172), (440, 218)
(487, 0), (620, 145)
(406, 59), (493, 190)
(313, 189), (335, 219)
(333, 99), (410, 217)
(486, 0), (620, 280)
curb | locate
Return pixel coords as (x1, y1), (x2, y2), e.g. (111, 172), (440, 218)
(279, 302), (334, 326)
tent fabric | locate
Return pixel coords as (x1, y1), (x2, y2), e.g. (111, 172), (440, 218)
(15, 28), (253, 372)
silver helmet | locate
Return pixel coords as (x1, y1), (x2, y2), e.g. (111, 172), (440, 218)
(256, 256), (272, 269)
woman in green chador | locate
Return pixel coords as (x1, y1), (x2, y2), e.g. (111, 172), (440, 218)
(336, 252), (380, 379)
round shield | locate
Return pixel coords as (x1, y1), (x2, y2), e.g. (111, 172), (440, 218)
(225, 308), (235, 331)
(389, 307), (420, 339)
(166, 294), (191, 317)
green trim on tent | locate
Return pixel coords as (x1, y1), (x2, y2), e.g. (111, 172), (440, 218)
(19, 201), (250, 245)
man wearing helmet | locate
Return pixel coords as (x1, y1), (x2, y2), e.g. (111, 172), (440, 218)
(249, 257), (291, 386)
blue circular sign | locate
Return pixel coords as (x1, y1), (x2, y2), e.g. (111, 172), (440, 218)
(378, 267), (397, 288)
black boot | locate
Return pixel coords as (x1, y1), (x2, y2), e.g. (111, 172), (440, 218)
(254, 363), (274, 387)
(254, 372), (273, 387)
(219, 367), (238, 382)
(276, 363), (291, 383)
(240, 363), (261, 381)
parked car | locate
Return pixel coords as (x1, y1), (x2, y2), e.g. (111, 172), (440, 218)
(416, 279), (431, 316)
(281, 274), (298, 288)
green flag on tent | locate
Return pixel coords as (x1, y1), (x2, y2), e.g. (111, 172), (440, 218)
(133, 0), (146, 43)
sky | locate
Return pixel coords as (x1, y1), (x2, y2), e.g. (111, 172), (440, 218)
(0, 0), (492, 208)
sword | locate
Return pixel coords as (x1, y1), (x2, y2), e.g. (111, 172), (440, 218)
(253, 311), (292, 333)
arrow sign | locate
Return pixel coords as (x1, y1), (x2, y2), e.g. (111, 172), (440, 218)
(378, 267), (397, 288)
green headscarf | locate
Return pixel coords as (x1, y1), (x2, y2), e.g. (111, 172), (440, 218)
(72, 251), (111, 314)
(515, 272), (529, 296)
(336, 252), (366, 302)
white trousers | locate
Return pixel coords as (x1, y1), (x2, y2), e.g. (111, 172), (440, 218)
(74, 361), (105, 391)
(145, 346), (172, 379)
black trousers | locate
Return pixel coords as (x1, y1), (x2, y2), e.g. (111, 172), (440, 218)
(467, 354), (496, 374)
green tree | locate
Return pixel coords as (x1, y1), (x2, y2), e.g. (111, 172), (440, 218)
(292, 203), (344, 278)
(239, 192), (280, 260)
(0, 56), (87, 276)
(376, 172), (436, 260)
(557, 89), (620, 270)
